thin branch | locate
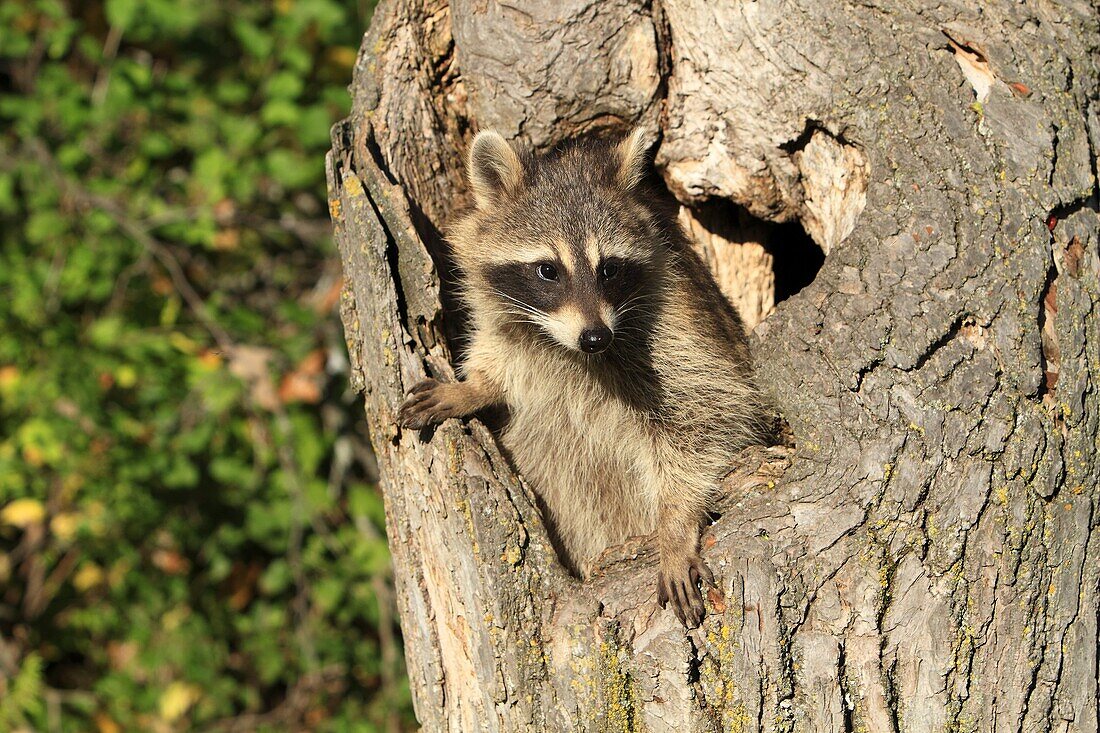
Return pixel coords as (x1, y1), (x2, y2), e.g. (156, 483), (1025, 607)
(91, 25), (123, 107)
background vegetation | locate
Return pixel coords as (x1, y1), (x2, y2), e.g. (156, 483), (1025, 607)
(0, 1), (416, 730)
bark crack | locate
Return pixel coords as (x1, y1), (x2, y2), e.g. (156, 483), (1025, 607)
(837, 638), (855, 733)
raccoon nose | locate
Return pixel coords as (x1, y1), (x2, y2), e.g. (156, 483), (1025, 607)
(579, 326), (613, 353)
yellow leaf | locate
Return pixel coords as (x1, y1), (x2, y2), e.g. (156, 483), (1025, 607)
(116, 365), (137, 388)
(22, 444), (44, 467)
(73, 563), (104, 592)
(169, 332), (198, 354)
(197, 350), (223, 371)
(0, 365), (19, 393)
(61, 473), (85, 498)
(159, 682), (201, 722)
(1, 498), (46, 528)
(94, 712), (122, 733)
(50, 513), (80, 542)
(326, 46), (358, 71)
(85, 500), (108, 537)
(161, 606), (190, 631)
(108, 559), (130, 589)
(212, 228), (240, 250)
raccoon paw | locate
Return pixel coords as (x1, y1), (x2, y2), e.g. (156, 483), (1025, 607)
(657, 553), (715, 628)
(397, 379), (461, 429)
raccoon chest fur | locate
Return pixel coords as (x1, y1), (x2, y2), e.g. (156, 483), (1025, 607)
(490, 345), (658, 574)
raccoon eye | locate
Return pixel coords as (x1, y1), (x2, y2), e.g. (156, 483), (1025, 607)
(599, 261), (620, 280)
(536, 263), (559, 281)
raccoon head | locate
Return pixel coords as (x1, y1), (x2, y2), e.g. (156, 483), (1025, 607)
(455, 127), (663, 355)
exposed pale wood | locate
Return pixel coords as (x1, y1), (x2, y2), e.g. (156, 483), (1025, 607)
(328, 0), (1100, 729)
(677, 205), (775, 329)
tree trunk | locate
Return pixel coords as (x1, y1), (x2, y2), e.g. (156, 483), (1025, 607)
(325, 0), (1100, 729)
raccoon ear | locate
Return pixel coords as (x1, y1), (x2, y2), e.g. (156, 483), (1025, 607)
(468, 130), (524, 209)
(615, 126), (653, 190)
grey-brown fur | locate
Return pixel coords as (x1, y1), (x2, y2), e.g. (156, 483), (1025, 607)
(398, 128), (772, 627)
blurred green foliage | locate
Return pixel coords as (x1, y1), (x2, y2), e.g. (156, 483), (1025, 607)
(0, 0), (416, 730)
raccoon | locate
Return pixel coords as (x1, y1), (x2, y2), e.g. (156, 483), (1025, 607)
(398, 128), (771, 627)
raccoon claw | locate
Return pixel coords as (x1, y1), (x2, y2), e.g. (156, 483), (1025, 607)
(408, 379), (437, 395)
(657, 555), (715, 628)
(397, 379), (451, 429)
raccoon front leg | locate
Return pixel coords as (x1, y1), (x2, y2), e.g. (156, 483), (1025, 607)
(655, 485), (715, 628)
(397, 370), (502, 429)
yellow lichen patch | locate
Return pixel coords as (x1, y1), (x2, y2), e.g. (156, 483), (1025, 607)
(328, 197), (342, 221)
(519, 634), (548, 670)
(926, 513), (939, 538)
(445, 435), (463, 476)
(502, 544), (523, 566)
(455, 498), (476, 550)
(344, 174), (365, 198)
(596, 640), (638, 733)
(700, 620), (752, 733)
(381, 328), (395, 367)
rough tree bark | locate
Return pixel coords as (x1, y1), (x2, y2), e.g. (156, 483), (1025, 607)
(326, 0), (1100, 730)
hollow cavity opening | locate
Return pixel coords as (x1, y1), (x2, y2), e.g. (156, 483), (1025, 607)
(677, 199), (824, 329)
(770, 219), (826, 303)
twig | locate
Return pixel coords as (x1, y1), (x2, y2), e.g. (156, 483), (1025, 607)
(91, 25), (123, 107)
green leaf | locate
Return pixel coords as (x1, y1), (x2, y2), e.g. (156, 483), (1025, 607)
(313, 576), (344, 614)
(106, 0), (139, 31)
(25, 211), (67, 243)
(264, 71), (303, 100)
(233, 19), (273, 58)
(162, 454), (198, 488)
(0, 652), (44, 728)
(259, 559), (291, 595)
(260, 98), (299, 128)
(266, 149), (319, 189)
(0, 173), (17, 215)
